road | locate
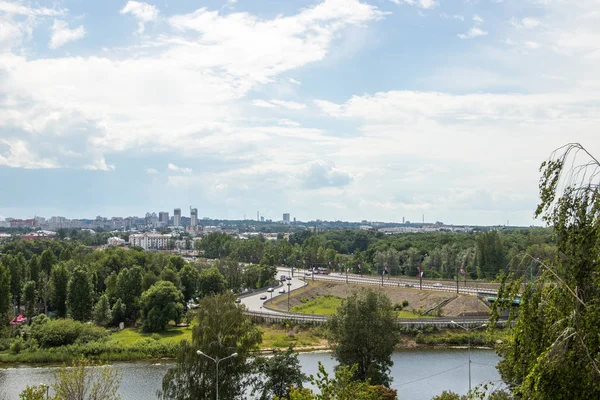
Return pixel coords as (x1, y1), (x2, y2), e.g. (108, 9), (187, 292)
(240, 275), (307, 314)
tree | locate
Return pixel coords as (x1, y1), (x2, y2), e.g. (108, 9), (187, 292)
(93, 294), (112, 326)
(67, 267), (93, 321)
(40, 249), (57, 276)
(327, 288), (399, 386)
(252, 345), (307, 400)
(140, 281), (184, 332)
(160, 267), (181, 288)
(7, 255), (23, 310)
(160, 292), (262, 400)
(179, 264), (201, 302)
(18, 385), (47, 400)
(38, 271), (51, 315)
(115, 266), (143, 321)
(0, 263), (11, 325)
(22, 280), (37, 322)
(492, 143), (600, 399)
(51, 263), (70, 318)
(197, 267), (227, 298)
(111, 298), (126, 326)
(52, 358), (121, 400)
(285, 362), (398, 400)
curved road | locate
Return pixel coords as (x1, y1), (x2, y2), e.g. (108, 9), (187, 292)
(241, 275), (307, 314)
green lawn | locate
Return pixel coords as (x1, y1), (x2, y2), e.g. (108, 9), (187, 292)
(260, 325), (325, 349)
(111, 326), (193, 344)
(397, 310), (433, 319)
(290, 295), (343, 315)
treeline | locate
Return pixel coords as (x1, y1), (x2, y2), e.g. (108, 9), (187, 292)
(0, 239), (277, 331)
(199, 227), (555, 280)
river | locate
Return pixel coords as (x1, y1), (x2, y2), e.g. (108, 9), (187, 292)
(0, 349), (502, 399)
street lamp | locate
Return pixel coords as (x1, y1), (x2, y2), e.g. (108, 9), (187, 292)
(39, 383), (49, 399)
(197, 350), (238, 400)
(287, 281), (292, 311)
(450, 321), (487, 397)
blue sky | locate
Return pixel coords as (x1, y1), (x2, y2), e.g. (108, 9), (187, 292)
(1, 0), (599, 225)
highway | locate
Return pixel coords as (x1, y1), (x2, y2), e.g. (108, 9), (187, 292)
(240, 275), (307, 314)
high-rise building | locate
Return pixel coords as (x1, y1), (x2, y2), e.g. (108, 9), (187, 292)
(174, 208), (181, 227)
(190, 208), (198, 227)
(159, 212), (169, 225)
(283, 213), (290, 224)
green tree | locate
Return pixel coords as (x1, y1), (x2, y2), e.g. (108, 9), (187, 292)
(160, 267), (181, 288)
(179, 264), (201, 302)
(0, 263), (11, 325)
(28, 254), (40, 284)
(140, 281), (184, 332)
(67, 267), (93, 321)
(492, 143), (600, 399)
(197, 267), (227, 298)
(93, 294), (112, 327)
(7, 255), (23, 309)
(285, 362), (398, 400)
(52, 358), (121, 400)
(160, 292), (262, 400)
(40, 248), (57, 276)
(252, 345), (307, 400)
(111, 298), (126, 326)
(327, 288), (399, 386)
(18, 385), (47, 400)
(116, 266), (143, 321)
(50, 263), (70, 318)
(22, 280), (37, 321)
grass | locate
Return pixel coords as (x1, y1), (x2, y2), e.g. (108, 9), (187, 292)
(259, 325), (325, 349)
(291, 295), (343, 315)
(397, 310), (433, 319)
(111, 326), (193, 345)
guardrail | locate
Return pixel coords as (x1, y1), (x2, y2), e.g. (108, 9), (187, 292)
(243, 310), (505, 329)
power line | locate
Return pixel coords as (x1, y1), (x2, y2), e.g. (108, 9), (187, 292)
(394, 362), (468, 387)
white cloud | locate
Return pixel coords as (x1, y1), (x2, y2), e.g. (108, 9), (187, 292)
(168, 163), (192, 174)
(253, 99), (306, 110)
(120, 1), (159, 33)
(473, 15), (483, 24)
(511, 17), (540, 29)
(458, 27), (488, 39)
(49, 20), (85, 49)
(391, 0), (437, 9)
(0, 139), (58, 169)
(289, 78), (301, 85)
(146, 168), (159, 174)
(441, 13), (464, 21)
(0, 1), (64, 17)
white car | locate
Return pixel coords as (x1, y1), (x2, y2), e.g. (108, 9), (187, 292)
(433, 283), (442, 287)
(267, 288), (274, 292)
(279, 288), (286, 294)
(305, 272), (312, 276)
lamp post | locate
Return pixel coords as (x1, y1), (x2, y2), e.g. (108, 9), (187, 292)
(450, 321), (487, 397)
(287, 281), (292, 311)
(40, 383), (49, 399)
(197, 350), (238, 400)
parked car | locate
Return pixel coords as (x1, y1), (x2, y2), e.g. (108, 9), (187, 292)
(267, 288), (274, 292)
(279, 288), (286, 294)
(235, 298), (241, 303)
(433, 283), (442, 287)
(405, 283), (415, 288)
(260, 295), (267, 300)
(286, 276), (292, 281)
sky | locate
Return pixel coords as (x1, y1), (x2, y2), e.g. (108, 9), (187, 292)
(1, 0), (599, 226)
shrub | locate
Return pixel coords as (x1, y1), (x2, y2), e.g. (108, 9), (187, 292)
(31, 319), (108, 348)
(151, 333), (161, 341)
(10, 337), (25, 354)
(402, 300), (409, 308)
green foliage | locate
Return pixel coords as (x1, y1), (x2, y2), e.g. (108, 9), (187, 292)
(19, 385), (47, 400)
(327, 288), (399, 386)
(50, 263), (70, 318)
(140, 281), (184, 332)
(431, 391), (466, 400)
(197, 267), (227, 298)
(93, 294), (112, 327)
(0, 262), (11, 325)
(491, 143), (600, 399)
(40, 248), (57, 276)
(160, 292), (262, 400)
(31, 318), (108, 347)
(23, 280), (37, 321)
(285, 362), (398, 400)
(111, 299), (126, 327)
(52, 358), (121, 400)
(179, 263), (201, 301)
(67, 267), (93, 321)
(116, 266), (144, 321)
(252, 345), (307, 400)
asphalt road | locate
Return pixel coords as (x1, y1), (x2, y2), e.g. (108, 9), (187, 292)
(240, 274), (307, 314)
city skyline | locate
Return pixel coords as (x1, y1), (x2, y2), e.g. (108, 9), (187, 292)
(1, 0), (599, 226)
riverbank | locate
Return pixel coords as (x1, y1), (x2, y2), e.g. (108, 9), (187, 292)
(0, 323), (508, 364)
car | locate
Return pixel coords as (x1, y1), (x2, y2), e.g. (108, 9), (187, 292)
(235, 298), (241, 303)
(305, 272), (312, 276)
(404, 283), (415, 288)
(433, 283), (442, 287)
(260, 295), (267, 300)
(279, 288), (286, 294)
(267, 287), (274, 292)
(286, 276), (292, 281)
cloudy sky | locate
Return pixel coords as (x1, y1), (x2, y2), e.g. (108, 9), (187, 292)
(1, 0), (599, 225)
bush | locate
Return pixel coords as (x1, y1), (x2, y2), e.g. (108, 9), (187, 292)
(31, 319), (108, 348)
(10, 337), (25, 354)
(402, 300), (409, 308)
(151, 333), (161, 341)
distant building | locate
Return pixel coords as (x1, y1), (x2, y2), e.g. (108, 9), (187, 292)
(283, 213), (290, 224)
(260, 216), (265, 222)
(190, 208), (198, 227)
(129, 233), (170, 250)
(21, 231), (56, 240)
(107, 237), (126, 246)
(173, 208), (181, 227)
(159, 212), (169, 227)
(10, 219), (36, 229)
